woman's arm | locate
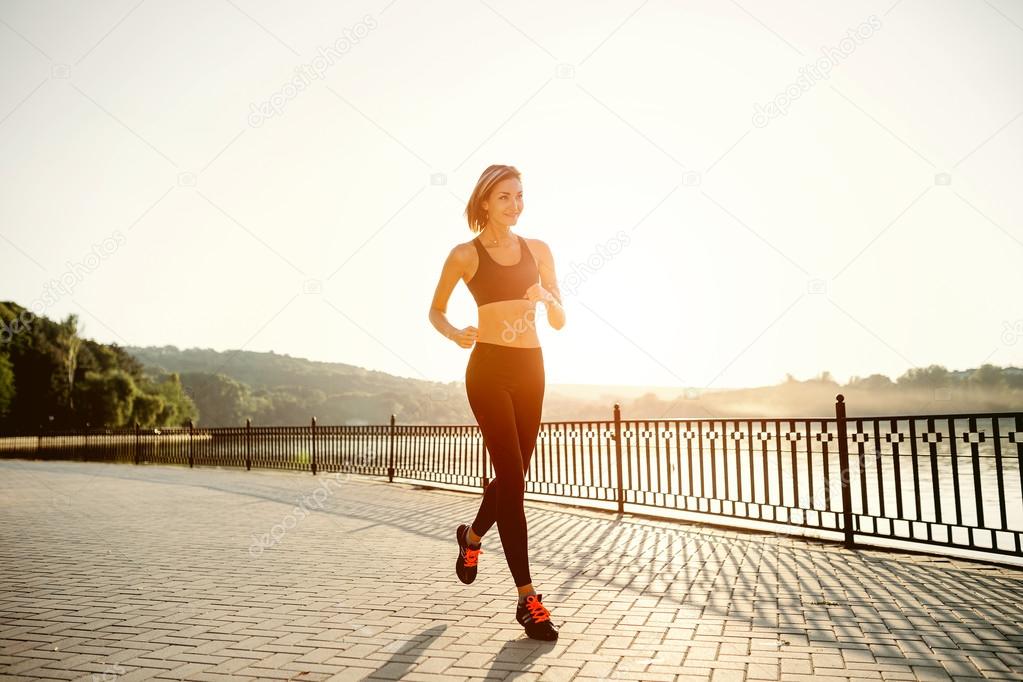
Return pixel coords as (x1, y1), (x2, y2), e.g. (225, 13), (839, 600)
(429, 245), (478, 347)
(533, 239), (566, 331)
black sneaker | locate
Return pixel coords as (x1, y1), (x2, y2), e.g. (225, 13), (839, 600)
(515, 593), (559, 641)
(455, 524), (483, 584)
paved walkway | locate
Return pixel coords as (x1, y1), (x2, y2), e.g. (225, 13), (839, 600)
(1, 460), (1021, 682)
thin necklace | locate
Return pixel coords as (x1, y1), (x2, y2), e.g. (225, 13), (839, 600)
(482, 230), (511, 248)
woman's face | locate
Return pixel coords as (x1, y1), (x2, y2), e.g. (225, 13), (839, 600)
(482, 177), (523, 228)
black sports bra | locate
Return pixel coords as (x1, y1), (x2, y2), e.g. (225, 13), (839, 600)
(466, 235), (539, 306)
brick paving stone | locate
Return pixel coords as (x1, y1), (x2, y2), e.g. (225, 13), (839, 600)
(674, 672), (713, 682)
(710, 670), (745, 682)
(969, 655), (1014, 672)
(909, 666), (953, 681)
(872, 644), (904, 658)
(2, 459), (1023, 682)
(25, 667), (79, 680)
(997, 652), (1023, 666)
(412, 656), (452, 675)
(154, 662), (211, 679)
(718, 641), (748, 656)
(747, 662), (779, 680)
(844, 649), (877, 663)
(321, 670), (373, 682)
(186, 674), (251, 682)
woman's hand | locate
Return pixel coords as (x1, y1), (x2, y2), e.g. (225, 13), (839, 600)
(449, 325), (479, 348)
(524, 283), (556, 305)
(524, 282), (565, 331)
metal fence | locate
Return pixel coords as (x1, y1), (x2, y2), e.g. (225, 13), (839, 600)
(2, 395), (1021, 564)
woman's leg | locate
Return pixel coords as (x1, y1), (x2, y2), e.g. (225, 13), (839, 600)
(472, 357), (548, 539)
(470, 444), (530, 540)
(469, 350), (544, 539)
(507, 350), (545, 599)
(470, 481), (499, 539)
(468, 355), (544, 539)
(465, 349), (535, 588)
(510, 352), (545, 479)
(468, 394), (522, 539)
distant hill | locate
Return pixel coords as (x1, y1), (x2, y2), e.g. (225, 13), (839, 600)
(128, 345), (407, 394)
(125, 345), (468, 427)
(7, 300), (1017, 430)
(125, 345), (1023, 426)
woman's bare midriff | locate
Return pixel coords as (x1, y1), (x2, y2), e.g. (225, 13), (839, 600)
(474, 299), (541, 348)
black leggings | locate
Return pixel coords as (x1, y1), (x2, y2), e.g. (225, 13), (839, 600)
(465, 341), (545, 588)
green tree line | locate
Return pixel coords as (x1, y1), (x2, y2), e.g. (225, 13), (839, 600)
(4, 300), (1020, 428)
(0, 302), (196, 430)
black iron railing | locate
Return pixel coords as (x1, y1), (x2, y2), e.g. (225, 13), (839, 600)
(2, 396), (1021, 564)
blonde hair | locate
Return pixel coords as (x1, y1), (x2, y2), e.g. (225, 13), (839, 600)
(464, 165), (521, 233)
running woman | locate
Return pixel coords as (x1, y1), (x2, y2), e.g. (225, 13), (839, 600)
(428, 164), (566, 641)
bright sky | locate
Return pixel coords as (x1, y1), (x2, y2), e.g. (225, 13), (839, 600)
(2, 0), (1022, 391)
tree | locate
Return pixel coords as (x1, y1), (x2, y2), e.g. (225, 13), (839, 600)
(180, 372), (253, 426)
(130, 392), (165, 427)
(1, 302), (205, 429)
(149, 372), (198, 426)
(57, 314), (83, 412)
(74, 369), (138, 427)
(847, 373), (894, 390)
(896, 365), (951, 388)
(967, 364), (1006, 389)
(2, 301), (69, 427)
(0, 352), (14, 420)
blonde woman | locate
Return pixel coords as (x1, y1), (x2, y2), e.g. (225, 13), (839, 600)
(428, 164), (566, 640)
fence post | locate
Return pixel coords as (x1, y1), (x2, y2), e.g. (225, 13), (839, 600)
(188, 419), (194, 468)
(133, 421), (140, 465)
(311, 416), (318, 475)
(614, 403), (624, 514)
(245, 418), (252, 471)
(388, 414), (395, 483)
(835, 394), (855, 549)
(36, 425), (41, 456)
